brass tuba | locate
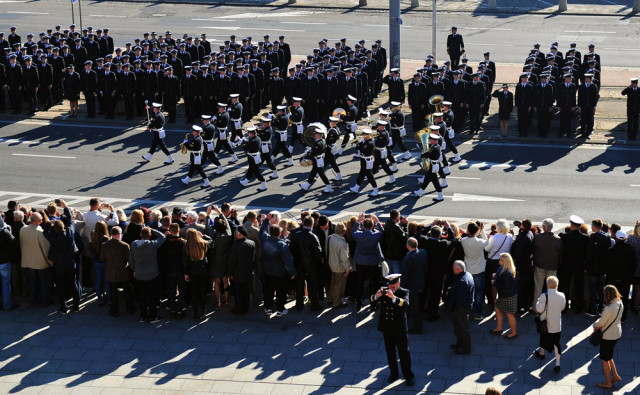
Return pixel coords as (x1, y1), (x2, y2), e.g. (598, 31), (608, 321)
(414, 127), (431, 172)
(332, 107), (347, 122)
(180, 133), (189, 154)
(425, 94), (445, 126)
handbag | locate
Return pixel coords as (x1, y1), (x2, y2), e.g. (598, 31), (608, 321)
(589, 305), (621, 346)
(484, 234), (507, 261)
(534, 292), (549, 335)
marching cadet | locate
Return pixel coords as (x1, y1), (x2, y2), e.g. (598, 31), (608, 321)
(37, 55), (53, 111)
(338, 95), (358, 155)
(299, 126), (332, 194)
(465, 73), (485, 134)
(577, 74), (599, 139)
(200, 115), (224, 175)
(228, 93), (244, 142)
(349, 128), (380, 197)
(491, 84), (514, 138)
(556, 73), (577, 138)
(515, 73), (534, 137)
(534, 74), (554, 137)
(98, 62), (116, 119)
(213, 102), (238, 163)
(161, 66), (180, 123)
(142, 102), (174, 164)
(388, 102), (412, 161)
(408, 73), (427, 132)
(430, 113), (452, 188)
(621, 78), (640, 141)
(80, 60), (98, 118)
(372, 120), (397, 185)
(446, 26), (465, 68)
(237, 126), (268, 192)
(22, 56), (39, 115)
(271, 105), (294, 167)
(325, 116), (342, 181)
(382, 68), (405, 104)
(370, 274), (414, 387)
(287, 97), (305, 153)
(437, 105), (462, 163)
(413, 131), (444, 202)
(426, 72), (445, 113)
(257, 116), (279, 180)
(181, 125), (211, 188)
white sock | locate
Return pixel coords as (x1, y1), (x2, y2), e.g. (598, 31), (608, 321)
(554, 346), (561, 366)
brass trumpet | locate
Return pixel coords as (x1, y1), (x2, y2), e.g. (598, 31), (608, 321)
(288, 105), (294, 127)
(349, 129), (378, 145)
(332, 107), (347, 122)
(180, 133), (189, 154)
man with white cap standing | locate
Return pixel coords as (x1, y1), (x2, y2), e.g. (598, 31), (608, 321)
(300, 126), (332, 194)
(621, 78), (640, 141)
(228, 93), (244, 142)
(413, 132), (444, 201)
(181, 125), (210, 187)
(350, 128), (379, 197)
(142, 102), (174, 164)
(559, 215), (590, 313)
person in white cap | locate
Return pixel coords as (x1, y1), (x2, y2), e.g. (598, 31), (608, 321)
(271, 105), (294, 167)
(142, 102), (174, 164)
(388, 102), (412, 161)
(300, 127), (332, 193)
(213, 102), (238, 164)
(621, 78), (639, 141)
(372, 120), (396, 185)
(338, 95), (359, 155)
(350, 128), (379, 196)
(200, 115), (224, 175)
(257, 116), (279, 180)
(237, 126), (268, 191)
(441, 101), (462, 162)
(325, 116), (342, 181)
(181, 125), (210, 187)
(558, 215), (589, 313)
(413, 133), (444, 201)
(228, 93), (244, 142)
(287, 97), (305, 154)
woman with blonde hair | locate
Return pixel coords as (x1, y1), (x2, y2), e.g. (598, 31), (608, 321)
(183, 228), (213, 320)
(593, 285), (623, 389)
(115, 209), (128, 229)
(90, 220), (110, 306)
(490, 253), (518, 338)
(484, 219), (513, 305)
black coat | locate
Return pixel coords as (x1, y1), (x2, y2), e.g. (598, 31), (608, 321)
(621, 86), (640, 113)
(465, 81), (485, 107)
(534, 83), (554, 109)
(382, 220), (408, 261)
(408, 81), (427, 107)
(556, 82), (577, 107)
(491, 89), (513, 120)
(80, 69), (97, 93)
(515, 82), (534, 108)
(559, 229), (589, 271)
(578, 83), (599, 109)
(419, 236), (451, 278)
(401, 249), (427, 292)
(289, 227), (322, 270)
(382, 75), (405, 103)
(228, 237), (256, 283)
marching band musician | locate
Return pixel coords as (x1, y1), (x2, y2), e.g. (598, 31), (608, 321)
(299, 126), (333, 194)
(142, 102), (174, 165)
(213, 102), (238, 164)
(258, 116), (279, 180)
(338, 95), (358, 155)
(440, 101), (462, 162)
(325, 116), (342, 181)
(413, 131), (444, 202)
(287, 97), (305, 153)
(389, 102), (412, 161)
(431, 113), (453, 187)
(271, 105), (294, 167)
(228, 93), (244, 142)
(181, 125), (211, 187)
(237, 126), (268, 192)
(201, 115), (224, 175)
(377, 110), (398, 172)
(349, 128), (379, 197)
(372, 120), (397, 186)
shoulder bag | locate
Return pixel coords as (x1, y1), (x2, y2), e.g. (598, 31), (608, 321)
(589, 305), (621, 346)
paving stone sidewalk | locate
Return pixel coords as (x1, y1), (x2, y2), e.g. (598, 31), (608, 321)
(0, 290), (639, 394)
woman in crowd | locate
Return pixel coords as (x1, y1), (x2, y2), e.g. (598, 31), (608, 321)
(490, 253), (519, 338)
(115, 209), (128, 230)
(183, 228), (213, 320)
(484, 219), (513, 306)
(533, 276), (565, 371)
(123, 209), (145, 245)
(210, 217), (232, 309)
(593, 285), (623, 389)
(90, 220), (110, 306)
(625, 221), (640, 312)
(461, 221), (488, 320)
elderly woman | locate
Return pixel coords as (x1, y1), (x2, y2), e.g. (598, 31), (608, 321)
(490, 253), (519, 338)
(327, 222), (351, 309)
(484, 219), (513, 306)
(533, 276), (566, 371)
(593, 285), (624, 389)
(461, 221), (488, 320)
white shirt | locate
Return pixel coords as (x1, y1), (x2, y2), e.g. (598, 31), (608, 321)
(82, 209), (118, 234)
(535, 288), (566, 333)
(484, 233), (514, 260)
(461, 231), (488, 275)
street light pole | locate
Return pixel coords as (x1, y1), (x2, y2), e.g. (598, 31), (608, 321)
(432, 0), (436, 59)
(389, 0), (401, 71)
(634, 0), (640, 12)
(558, 0), (567, 11)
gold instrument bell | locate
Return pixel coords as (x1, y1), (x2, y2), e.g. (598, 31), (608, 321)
(425, 94), (445, 125)
(180, 133), (189, 154)
(332, 107), (347, 122)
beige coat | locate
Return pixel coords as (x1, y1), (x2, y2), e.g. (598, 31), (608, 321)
(20, 224), (52, 269)
(328, 234), (350, 273)
(593, 299), (623, 340)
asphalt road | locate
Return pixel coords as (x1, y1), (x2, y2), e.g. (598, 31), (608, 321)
(1, 0), (640, 66)
(1, 119), (638, 226)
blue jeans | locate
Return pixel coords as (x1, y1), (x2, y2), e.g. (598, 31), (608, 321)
(472, 272), (485, 316)
(388, 260), (402, 275)
(92, 261), (110, 303)
(0, 262), (12, 309)
(589, 275), (604, 312)
(28, 267), (52, 306)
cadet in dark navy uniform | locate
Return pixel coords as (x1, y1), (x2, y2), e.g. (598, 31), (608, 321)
(578, 73), (599, 139)
(324, 117), (342, 181)
(257, 117), (279, 180)
(413, 132), (444, 202)
(446, 26), (465, 68)
(349, 128), (379, 197)
(213, 102), (238, 163)
(271, 105), (294, 167)
(228, 93), (244, 142)
(299, 126), (332, 194)
(142, 102), (174, 164)
(372, 120), (396, 185)
(621, 78), (640, 141)
(382, 68), (405, 104)
(287, 97), (305, 153)
(237, 126), (268, 191)
(370, 274), (414, 387)
(388, 102), (411, 161)
(338, 95), (358, 154)
(181, 125), (210, 187)
(200, 115), (224, 175)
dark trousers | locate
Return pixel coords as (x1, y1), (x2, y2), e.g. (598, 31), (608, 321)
(246, 160), (265, 182)
(189, 272), (208, 318)
(411, 106), (425, 133)
(53, 80), (64, 104)
(253, 90), (262, 115)
(203, 144), (221, 166)
(558, 266), (584, 312)
(537, 107), (551, 136)
(442, 131), (458, 155)
(233, 280), (251, 313)
(390, 129), (408, 153)
(408, 289), (423, 331)
(517, 107), (531, 136)
(324, 151), (339, 173)
(452, 104), (465, 132)
(24, 89), (38, 114)
(558, 106), (574, 137)
(261, 151), (276, 171)
(137, 276), (159, 320)
(164, 99), (177, 122)
(184, 98), (196, 123)
(383, 331), (414, 379)
(420, 170), (442, 192)
(243, 99), (252, 122)
(102, 93), (114, 118)
(289, 127), (306, 148)
(304, 100), (318, 122)
(263, 273), (289, 312)
(273, 140), (291, 159)
(468, 106), (482, 132)
(580, 107), (595, 137)
(109, 280), (135, 315)
(307, 162), (330, 184)
(356, 160), (377, 188)
(214, 138), (234, 156)
(451, 308), (471, 351)
(123, 95), (134, 120)
(149, 131), (170, 155)
(484, 259), (499, 305)
(295, 265), (319, 309)
(372, 150), (393, 175)
(627, 111), (639, 140)
(84, 91), (96, 117)
(450, 54), (461, 69)
(9, 86), (21, 113)
(135, 92), (145, 115)
(516, 265), (533, 311)
(54, 264), (80, 310)
(28, 267), (52, 306)
(39, 86), (52, 110)
(187, 161), (207, 179)
(423, 274), (444, 319)
(355, 264), (380, 306)
(165, 272), (185, 312)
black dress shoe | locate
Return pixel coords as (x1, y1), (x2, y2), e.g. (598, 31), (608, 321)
(387, 375), (399, 383)
(554, 365), (561, 372)
(405, 378), (414, 386)
(532, 350), (545, 360)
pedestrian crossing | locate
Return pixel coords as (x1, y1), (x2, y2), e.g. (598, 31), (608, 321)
(0, 190), (635, 233)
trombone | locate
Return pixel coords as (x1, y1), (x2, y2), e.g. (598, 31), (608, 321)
(180, 133), (189, 154)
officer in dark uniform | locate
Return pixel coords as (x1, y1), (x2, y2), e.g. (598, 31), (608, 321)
(388, 102), (411, 161)
(413, 132), (444, 202)
(349, 128), (379, 197)
(534, 74), (554, 137)
(301, 67), (320, 122)
(8, 26), (21, 47)
(271, 105), (294, 167)
(578, 73), (599, 139)
(116, 63), (136, 120)
(257, 117), (279, 180)
(408, 73), (427, 133)
(324, 116), (342, 181)
(142, 102), (174, 164)
(287, 97), (305, 153)
(446, 26), (465, 68)
(237, 126), (268, 191)
(21, 56), (39, 115)
(382, 68), (405, 104)
(338, 95), (358, 154)
(37, 55), (53, 111)
(80, 60), (97, 118)
(213, 102), (237, 163)
(284, 67), (301, 104)
(300, 126), (332, 194)
(515, 73), (534, 137)
(556, 73), (577, 138)
(372, 120), (396, 185)
(181, 65), (199, 123)
(160, 66), (179, 123)
(181, 125), (210, 187)
(201, 114), (224, 175)
(370, 274), (414, 387)
(268, 67), (285, 113)
(98, 62), (116, 119)
(465, 73), (485, 134)
(621, 78), (640, 141)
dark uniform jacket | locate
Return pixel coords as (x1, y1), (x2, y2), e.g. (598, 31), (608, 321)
(80, 69), (97, 93)
(401, 249), (427, 292)
(621, 86), (640, 113)
(37, 62), (54, 87)
(491, 89), (513, 118)
(284, 75), (301, 101)
(289, 227), (323, 270)
(534, 83), (554, 109)
(515, 82), (534, 108)
(161, 74), (180, 103)
(408, 81), (427, 107)
(578, 82), (599, 109)
(370, 287), (409, 333)
(556, 82), (577, 107)
(117, 71), (136, 96)
(21, 64), (39, 91)
(559, 229), (589, 271)
(446, 33), (465, 57)
(382, 74), (405, 102)
(465, 81), (485, 107)
(228, 237), (256, 283)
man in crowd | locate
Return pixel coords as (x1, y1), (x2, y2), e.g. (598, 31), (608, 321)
(445, 260), (474, 355)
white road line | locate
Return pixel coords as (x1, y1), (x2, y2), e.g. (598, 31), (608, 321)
(281, 21), (326, 25)
(464, 27), (512, 31)
(0, 137), (46, 145)
(631, 184), (640, 187)
(12, 153), (76, 159)
(536, 0), (554, 6)
(565, 30), (616, 34)
(6, 10), (48, 14)
(89, 14), (127, 18)
(198, 27), (305, 33)
(192, 18), (236, 21)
